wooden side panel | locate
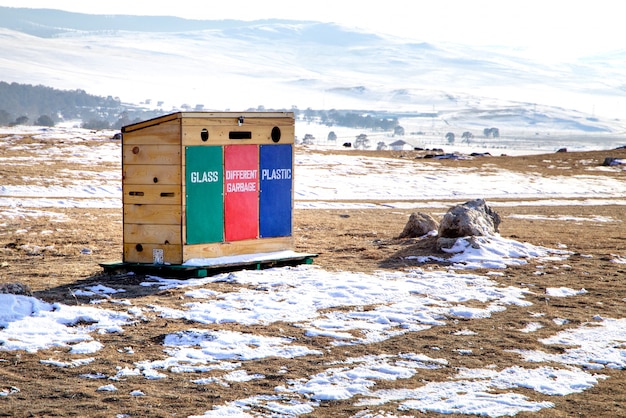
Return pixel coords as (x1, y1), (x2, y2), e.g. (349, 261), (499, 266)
(124, 204), (181, 225)
(123, 145), (181, 165)
(123, 184), (181, 205)
(124, 224), (182, 245)
(124, 243), (183, 264)
(182, 236), (294, 260)
(123, 165), (181, 185)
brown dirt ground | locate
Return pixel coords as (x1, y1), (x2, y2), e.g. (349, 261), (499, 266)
(1, 135), (626, 417)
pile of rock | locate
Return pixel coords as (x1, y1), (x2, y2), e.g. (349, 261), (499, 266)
(399, 199), (501, 250)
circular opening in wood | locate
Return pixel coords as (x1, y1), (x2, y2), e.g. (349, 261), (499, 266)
(201, 128), (209, 142)
(135, 243), (143, 252)
(271, 126), (281, 143)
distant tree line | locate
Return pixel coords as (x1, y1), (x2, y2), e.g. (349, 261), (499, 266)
(303, 108), (399, 131)
(0, 81), (163, 129)
(0, 82), (424, 133)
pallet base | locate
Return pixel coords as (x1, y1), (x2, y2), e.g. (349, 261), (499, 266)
(100, 251), (317, 278)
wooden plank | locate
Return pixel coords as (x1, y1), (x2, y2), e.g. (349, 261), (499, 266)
(124, 204), (181, 225)
(181, 125), (295, 146)
(181, 115), (294, 146)
(182, 236), (294, 260)
(124, 223), (182, 244)
(181, 116), (294, 127)
(122, 113), (181, 133)
(123, 144), (181, 165)
(123, 184), (181, 205)
(123, 164), (181, 185)
(179, 112), (294, 120)
(124, 243), (183, 264)
(122, 119), (181, 144)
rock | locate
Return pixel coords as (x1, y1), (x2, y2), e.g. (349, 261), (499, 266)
(437, 235), (482, 251)
(602, 157), (625, 166)
(398, 212), (438, 238)
(0, 282), (32, 296)
(438, 199), (501, 239)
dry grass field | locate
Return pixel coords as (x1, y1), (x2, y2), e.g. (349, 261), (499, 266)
(1, 131), (626, 417)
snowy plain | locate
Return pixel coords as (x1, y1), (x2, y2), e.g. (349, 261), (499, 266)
(0, 125), (626, 417)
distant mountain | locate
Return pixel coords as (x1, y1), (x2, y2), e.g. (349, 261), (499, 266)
(0, 7), (320, 38)
(0, 6), (625, 134)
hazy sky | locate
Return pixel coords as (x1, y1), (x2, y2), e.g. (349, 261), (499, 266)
(0, 0), (623, 59)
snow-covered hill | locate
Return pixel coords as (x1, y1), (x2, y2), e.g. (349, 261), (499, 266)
(0, 6), (625, 137)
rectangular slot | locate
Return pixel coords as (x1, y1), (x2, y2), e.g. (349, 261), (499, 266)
(229, 131), (252, 140)
(124, 185), (180, 204)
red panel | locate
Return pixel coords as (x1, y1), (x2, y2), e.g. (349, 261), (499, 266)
(224, 145), (259, 241)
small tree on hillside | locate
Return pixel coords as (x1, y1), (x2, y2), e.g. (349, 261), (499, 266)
(462, 131), (473, 143)
(445, 132), (455, 144)
(483, 127), (500, 138)
(0, 109), (11, 125)
(11, 115), (29, 126)
(354, 133), (370, 149)
(35, 115), (55, 127)
(302, 133), (315, 145)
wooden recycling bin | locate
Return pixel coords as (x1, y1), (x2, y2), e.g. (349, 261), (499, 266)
(121, 111), (295, 265)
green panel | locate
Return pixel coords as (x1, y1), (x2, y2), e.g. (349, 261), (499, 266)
(185, 146), (224, 244)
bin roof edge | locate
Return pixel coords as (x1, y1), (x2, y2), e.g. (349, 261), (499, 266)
(122, 111), (295, 133)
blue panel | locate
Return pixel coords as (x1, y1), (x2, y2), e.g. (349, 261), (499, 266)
(259, 144), (292, 238)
